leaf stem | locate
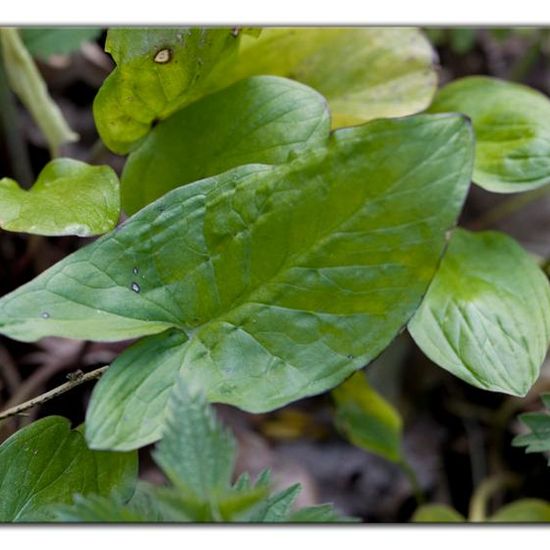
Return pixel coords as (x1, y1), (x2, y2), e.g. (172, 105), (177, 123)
(399, 458), (425, 505)
(0, 48), (34, 188)
(468, 473), (518, 522)
(0, 366), (108, 422)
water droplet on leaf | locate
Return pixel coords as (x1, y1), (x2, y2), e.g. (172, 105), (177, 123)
(154, 48), (172, 64)
(132, 266), (139, 275)
(41, 312), (50, 319)
(131, 282), (141, 293)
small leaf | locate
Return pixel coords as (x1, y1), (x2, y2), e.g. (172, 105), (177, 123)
(0, 158), (120, 236)
(121, 75), (329, 214)
(0, 115), (474, 450)
(490, 499), (550, 522)
(332, 372), (403, 462)
(0, 28), (78, 156)
(152, 378), (236, 500)
(21, 27), (102, 59)
(205, 27), (438, 128)
(512, 393), (550, 463)
(412, 504), (465, 523)
(332, 370), (403, 463)
(429, 76), (550, 192)
(245, 484), (301, 522)
(409, 229), (550, 397)
(94, 28), (243, 153)
(0, 417), (137, 522)
(288, 505), (356, 523)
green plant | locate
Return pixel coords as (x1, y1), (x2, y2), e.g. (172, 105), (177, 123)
(1, 26), (550, 522)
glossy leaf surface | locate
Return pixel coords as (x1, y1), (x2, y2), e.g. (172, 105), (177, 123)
(429, 76), (550, 192)
(121, 75), (329, 214)
(205, 27), (438, 128)
(94, 27), (244, 153)
(332, 371), (403, 462)
(409, 229), (550, 397)
(0, 158), (120, 236)
(0, 114), (474, 450)
(0, 417), (137, 521)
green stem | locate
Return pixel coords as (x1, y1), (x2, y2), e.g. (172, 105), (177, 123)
(468, 473), (518, 522)
(0, 28), (78, 159)
(0, 48), (33, 187)
(399, 458), (425, 505)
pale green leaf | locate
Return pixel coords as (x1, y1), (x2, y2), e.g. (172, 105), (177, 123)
(21, 27), (102, 59)
(409, 229), (550, 397)
(0, 417), (137, 522)
(412, 504), (465, 523)
(0, 158), (120, 236)
(204, 27), (438, 128)
(0, 114), (474, 450)
(93, 27), (244, 154)
(332, 370), (403, 462)
(121, 75), (329, 215)
(490, 499), (550, 522)
(0, 28), (78, 156)
(55, 494), (151, 523)
(429, 76), (550, 192)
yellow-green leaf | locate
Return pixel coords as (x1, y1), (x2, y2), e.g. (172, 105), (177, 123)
(0, 158), (120, 236)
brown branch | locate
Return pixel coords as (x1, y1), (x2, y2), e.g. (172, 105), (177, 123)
(0, 366), (108, 422)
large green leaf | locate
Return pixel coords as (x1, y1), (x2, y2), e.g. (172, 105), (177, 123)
(490, 499), (550, 522)
(121, 75), (330, 215)
(0, 114), (474, 450)
(513, 393), (550, 464)
(21, 27), (102, 59)
(0, 417), (137, 521)
(409, 229), (550, 397)
(93, 28), (246, 154)
(332, 370), (403, 462)
(429, 76), (550, 192)
(0, 158), (120, 236)
(204, 27), (438, 128)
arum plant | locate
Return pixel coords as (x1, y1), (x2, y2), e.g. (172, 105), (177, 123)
(1, 27), (550, 522)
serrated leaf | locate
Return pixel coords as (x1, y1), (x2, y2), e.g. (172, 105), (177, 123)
(205, 27), (438, 128)
(21, 27), (102, 59)
(121, 75), (329, 215)
(153, 378), (236, 499)
(55, 494), (150, 523)
(332, 370), (403, 463)
(412, 504), (465, 523)
(513, 393), (550, 463)
(244, 484), (301, 522)
(94, 27), (243, 154)
(288, 505), (355, 523)
(0, 114), (474, 450)
(0, 28), (78, 156)
(0, 158), (120, 236)
(409, 229), (550, 397)
(490, 499), (550, 522)
(429, 76), (550, 192)
(0, 417), (137, 522)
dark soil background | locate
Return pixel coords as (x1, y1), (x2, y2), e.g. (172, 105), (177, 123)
(1, 27), (550, 522)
